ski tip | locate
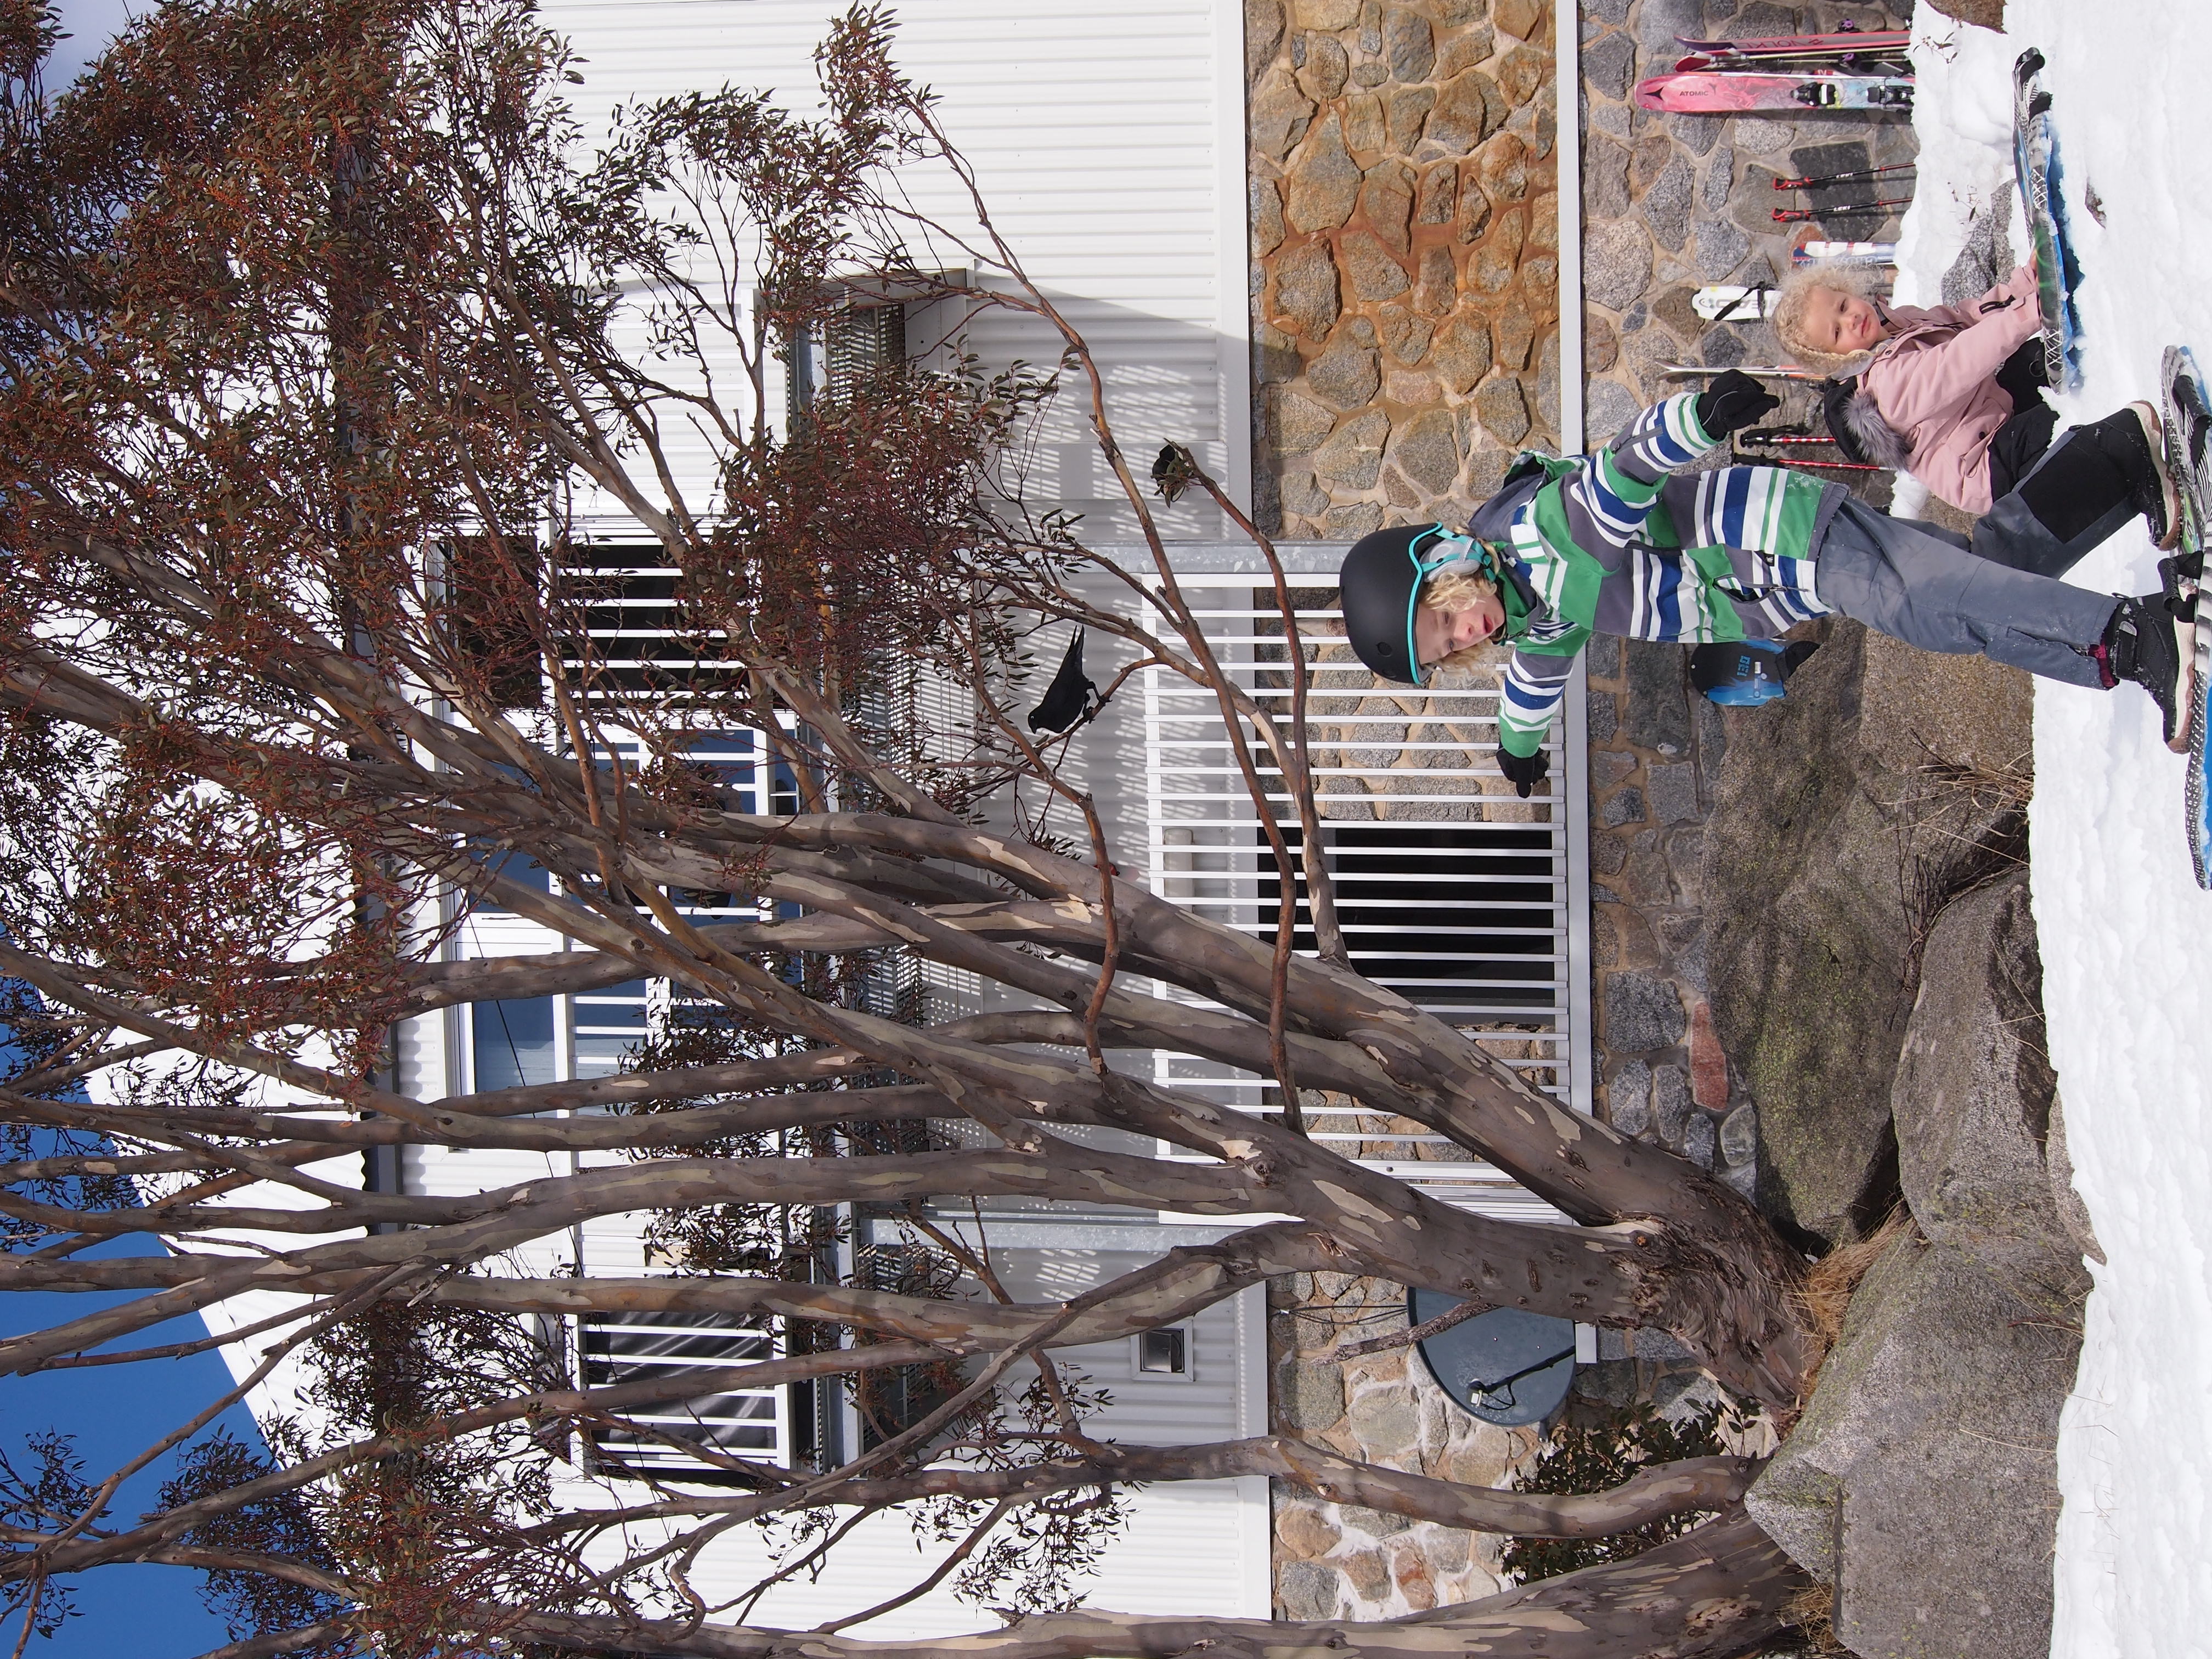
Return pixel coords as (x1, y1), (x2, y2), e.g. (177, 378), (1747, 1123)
(2015, 46), (2046, 79)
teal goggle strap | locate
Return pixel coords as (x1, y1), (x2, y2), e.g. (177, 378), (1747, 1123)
(1401, 524), (1506, 686)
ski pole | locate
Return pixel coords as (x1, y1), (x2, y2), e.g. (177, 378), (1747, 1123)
(1733, 445), (1885, 472)
(1774, 200), (1911, 223)
(1662, 364), (1818, 381)
(1773, 162), (1915, 190)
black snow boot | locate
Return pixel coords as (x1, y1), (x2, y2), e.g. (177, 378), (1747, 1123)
(2098, 591), (2191, 751)
(2117, 403), (2182, 551)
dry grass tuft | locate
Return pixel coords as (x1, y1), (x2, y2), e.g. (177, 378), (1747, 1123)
(1780, 1583), (1853, 1656)
(1788, 1208), (1922, 1415)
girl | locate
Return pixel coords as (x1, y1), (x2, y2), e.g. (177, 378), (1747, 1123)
(1771, 262), (2176, 569)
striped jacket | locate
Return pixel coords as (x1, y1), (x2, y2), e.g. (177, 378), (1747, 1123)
(1490, 393), (1848, 757)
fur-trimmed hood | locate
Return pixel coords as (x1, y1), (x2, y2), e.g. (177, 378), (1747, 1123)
(1837, 383), (1914, 471)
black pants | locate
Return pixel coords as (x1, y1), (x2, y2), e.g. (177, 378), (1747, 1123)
(1985, 336), (2058, 499)
(1973, 406), (2153, 579)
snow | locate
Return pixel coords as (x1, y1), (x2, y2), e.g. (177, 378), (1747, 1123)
(1899, 11), (2212, 1657)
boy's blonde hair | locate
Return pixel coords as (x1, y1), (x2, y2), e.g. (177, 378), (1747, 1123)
(1770, 263), (1885, 374)
(1417, 565), (1499, 674)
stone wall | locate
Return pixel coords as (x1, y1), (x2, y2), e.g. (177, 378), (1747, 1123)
(1269, 1272), (1533, 1615)
(1575, 0), (1915, 1171)
(1248, 0), (1562, 539)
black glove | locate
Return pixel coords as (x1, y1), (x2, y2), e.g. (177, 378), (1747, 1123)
(1695, 370), (1783, 438)
(1496, 745), (1549, 799)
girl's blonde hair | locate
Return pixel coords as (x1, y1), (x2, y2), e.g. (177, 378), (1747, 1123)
(1417, 565), (1499, 674)
(1771, 263), (1886, 374)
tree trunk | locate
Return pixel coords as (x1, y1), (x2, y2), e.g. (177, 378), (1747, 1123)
(506, 1512), (1808, 1659)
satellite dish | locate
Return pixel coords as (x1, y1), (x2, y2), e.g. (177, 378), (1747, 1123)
(1408, 1288), (1576, 1427)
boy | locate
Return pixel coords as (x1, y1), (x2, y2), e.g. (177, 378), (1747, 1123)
(1337, 371), (2190, 795)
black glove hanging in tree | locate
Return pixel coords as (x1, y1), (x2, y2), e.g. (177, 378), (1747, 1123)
(1028, 630), (1103, 733)
(1695, 369), (1784, 438)
(1494, 745), (1549, 799)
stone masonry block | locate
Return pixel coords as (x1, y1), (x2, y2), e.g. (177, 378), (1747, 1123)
(1286, 114), (1362, 233)
(1605, 969), (1686, 1054)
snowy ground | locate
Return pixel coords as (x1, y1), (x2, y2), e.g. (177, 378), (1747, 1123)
(1902, 12), (2212, 1658)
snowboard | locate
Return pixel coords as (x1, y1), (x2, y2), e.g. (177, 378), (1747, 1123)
(2158, 346), (2212, 886)
(1675, 30), (1911, 59)
(2014, 48), (2084, 392)
(1637, 70), (1914, 112)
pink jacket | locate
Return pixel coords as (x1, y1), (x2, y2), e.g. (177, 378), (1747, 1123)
(1858, 263), (2045, 514)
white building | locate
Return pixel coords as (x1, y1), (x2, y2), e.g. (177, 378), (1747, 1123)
(200, 0), (1590, 1630)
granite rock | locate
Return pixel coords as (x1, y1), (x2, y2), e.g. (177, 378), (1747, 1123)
(1308, 328), (1382, 409)
(1425, 70), (1505, 153)
(1383, 5), (1434, 81)
(1273, 237), (1343, 338)
(1606, 969), (1686, 1053)
(1286, 114), (1362, 233)
(1472, 374), (1530, 444)
(1387, 408), (1462, 495)
(1342, 228), (1413, 301)
(1893, 873), (2090, 1314)
(1584, 218), (1652, 311)
(1746, 1228), (2075, 1659)
(1297, 31), (1350, 101)
(1431, 314), (1492, 391)
(1313, 409), (1389, 489)
(1252, 67), (1317, 160)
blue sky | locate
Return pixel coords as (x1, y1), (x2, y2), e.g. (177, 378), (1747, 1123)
(1, 1237), (273, 1657)
(44, 0), (138, 88)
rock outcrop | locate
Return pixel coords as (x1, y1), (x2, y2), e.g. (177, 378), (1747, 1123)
(1746, 872), (2090, 1659)
(1703, 623), (2032, 1249)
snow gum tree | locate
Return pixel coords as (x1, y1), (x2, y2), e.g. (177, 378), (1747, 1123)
(0, 1), (1822, 1654)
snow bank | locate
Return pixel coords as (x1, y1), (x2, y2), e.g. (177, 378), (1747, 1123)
(1900, 10), (2212, 1657)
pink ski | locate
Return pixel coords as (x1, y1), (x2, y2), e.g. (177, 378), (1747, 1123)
(1636, 71), (1913, 113)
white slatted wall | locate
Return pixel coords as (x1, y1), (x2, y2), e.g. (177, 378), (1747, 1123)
(537, 0), (1251, 530)
(1054, 546), (1592, 1226)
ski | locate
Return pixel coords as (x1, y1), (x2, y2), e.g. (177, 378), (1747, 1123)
(2159, 346), (2212, 884)
(1774, 199), (1911, 222)
(2014, 48), (2084, 392)
(1792, 238), (1897, 266)
(1694, 284), (1778, 321)
(1773, 162), (1916, 190)
(1637, 71), (1914, 113)
(1675, 29), (1911, 57)
(1674, 47), (1911, 72)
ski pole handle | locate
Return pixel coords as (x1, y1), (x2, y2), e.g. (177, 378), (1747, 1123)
(1773, 162), (1915, 190)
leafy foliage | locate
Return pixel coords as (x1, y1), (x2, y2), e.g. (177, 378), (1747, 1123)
(156, 1431), (353, 1654)
(1501, 1398), (1745, 1583)
(0, 1430), (93, 1639)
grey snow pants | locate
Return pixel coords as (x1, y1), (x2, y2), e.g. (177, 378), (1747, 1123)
(1812, 495), (2120, 689)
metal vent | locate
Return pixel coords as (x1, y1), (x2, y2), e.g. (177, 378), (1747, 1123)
(579, 1308), (789, 1476)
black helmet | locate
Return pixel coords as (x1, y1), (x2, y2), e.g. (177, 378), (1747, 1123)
(1339, 523), (1497, 686)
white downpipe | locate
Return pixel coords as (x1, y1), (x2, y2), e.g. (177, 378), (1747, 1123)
(1216, 0), (1256, 518)
(1554, 0), (1594, 1119)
